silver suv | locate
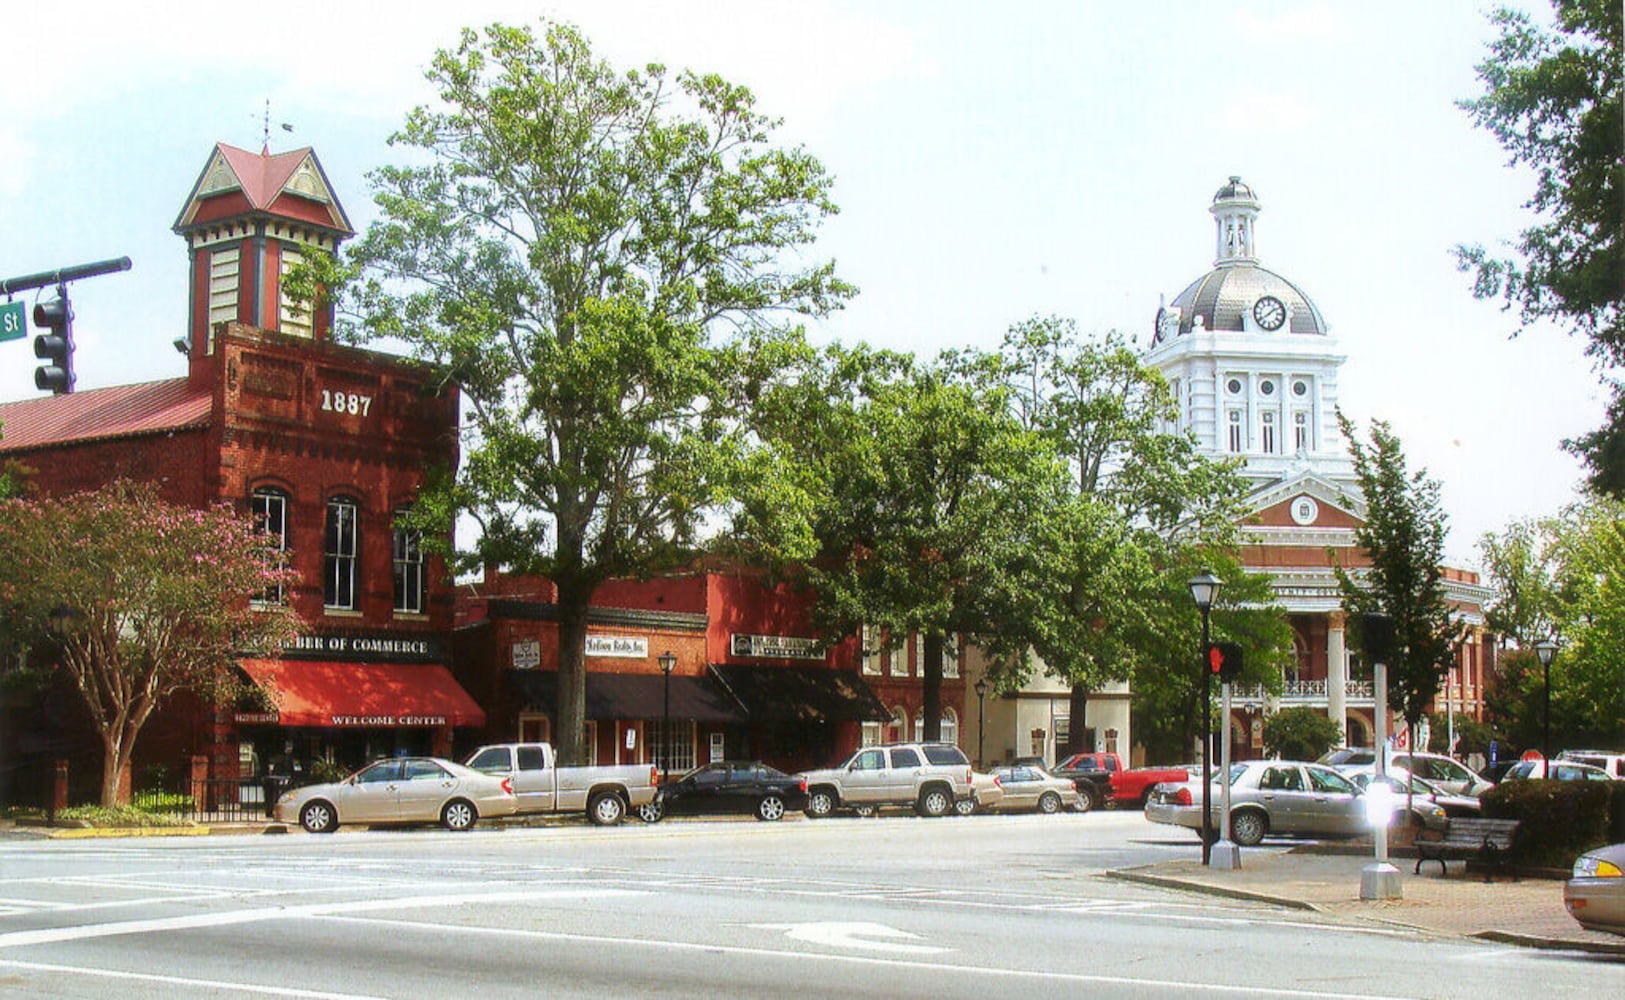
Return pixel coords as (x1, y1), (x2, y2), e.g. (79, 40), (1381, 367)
(798, 743), (973, 818)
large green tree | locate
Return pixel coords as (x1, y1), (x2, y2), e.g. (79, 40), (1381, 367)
(0, 481), (301, 806)
(1335, 414), (1456, 753)
(987, 318), (1288, 758)
(1457, 1), (1625, 492)
(334, 21), (851, 762)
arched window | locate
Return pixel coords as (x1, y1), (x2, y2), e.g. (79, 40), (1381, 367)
(392, 507), (424, 615)
(886, 706), (907, 744)
(250, 487), (289, 605)
(324, 496), (360, 611)
(913, 708), (958, 746)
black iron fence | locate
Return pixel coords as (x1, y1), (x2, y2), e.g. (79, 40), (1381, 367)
(132, 776), (290, 823)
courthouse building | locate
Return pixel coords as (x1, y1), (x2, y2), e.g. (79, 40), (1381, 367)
(1146, 177), (1494, 754)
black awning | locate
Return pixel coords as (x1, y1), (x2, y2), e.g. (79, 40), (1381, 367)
(708, 665), (890, 724)
(506, 670), (745, 723)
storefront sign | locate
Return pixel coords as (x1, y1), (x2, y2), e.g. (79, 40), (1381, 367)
(283, 632), (444, 663)
(586, 635), (648, 658)
(730, 633), (823, 660)
(329, 715), (448, 727)
(233, 712), (280, 725)
(513, 639), (541, 670)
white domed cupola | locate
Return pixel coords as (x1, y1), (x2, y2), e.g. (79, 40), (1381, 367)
(1212, 175), (1260, 264)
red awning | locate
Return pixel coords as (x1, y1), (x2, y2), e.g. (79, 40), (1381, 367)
(237, 660), (486, 728)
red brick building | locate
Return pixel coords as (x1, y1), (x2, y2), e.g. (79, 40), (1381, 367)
(453, 567), (905, 774)
(0, 142), (478, 805)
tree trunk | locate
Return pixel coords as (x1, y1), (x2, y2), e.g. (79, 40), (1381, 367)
(100, 741), (132, 808)
(554, 575), (594, 766)
(1066, 683), (1091, 756)
(921, 632), (943, 742)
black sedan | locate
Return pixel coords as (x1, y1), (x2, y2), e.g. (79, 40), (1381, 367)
(638, 761), (807, 822)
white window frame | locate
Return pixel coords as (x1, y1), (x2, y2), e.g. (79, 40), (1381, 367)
(392, 510), (425, 615)
(861, 624), (882, 676)
(1227, 410), (1244, 453)
(324, 496), (359, 611)
(250, 487), (288, 606)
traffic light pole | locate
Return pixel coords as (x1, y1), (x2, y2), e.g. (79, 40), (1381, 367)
(1209, 679), (1241, 869)
(1, 257), (131, 396)
(1199, 607), (1212, 865)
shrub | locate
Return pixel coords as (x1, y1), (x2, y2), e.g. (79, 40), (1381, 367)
(1479, 779), (1613, 868)
(57, 804), (192, 828)
(1262, 707), (1343, 761)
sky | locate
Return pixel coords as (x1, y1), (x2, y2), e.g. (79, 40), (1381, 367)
(0, 0), (1603, 569)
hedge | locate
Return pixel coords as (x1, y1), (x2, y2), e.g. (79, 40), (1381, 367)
(1478, 779), (1623, 869)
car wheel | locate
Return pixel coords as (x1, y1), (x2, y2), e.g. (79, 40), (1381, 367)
(636, 800), (664, 823)
(756, 795), (786, 821)
(1037, 791), (1062, 814)
(917, 786), (952, 818)
(805, 789), (836, 818)
(300, 801), (336, 834)
(588, 791), (626, 826)
(1074, 787), (1095, 813)
(1230, 810), (1267, 847)
(953, 796), (978, 816)
(441, 799), (477, 832)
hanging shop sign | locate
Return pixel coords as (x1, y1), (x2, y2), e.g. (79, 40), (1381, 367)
(729, 633), (823, 660)
(512, 639), (542, 670)
(585, 635), (649, 659)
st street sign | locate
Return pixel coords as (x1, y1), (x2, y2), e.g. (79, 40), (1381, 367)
(0, 300), (24, 342)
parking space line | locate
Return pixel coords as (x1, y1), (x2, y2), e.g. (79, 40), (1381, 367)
(0, 958), (386, 999)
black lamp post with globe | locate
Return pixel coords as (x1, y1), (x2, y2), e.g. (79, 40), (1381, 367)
(1187, 570), (1223, 866)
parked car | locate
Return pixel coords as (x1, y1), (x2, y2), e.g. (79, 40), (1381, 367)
(798, 742), (974, 818)
(988, 764), (1077, 814)
(1557, 750), (1625, 780)
(1344, 766), (1482, 819)
(1050, 752), (1189, 810)
(1565, 842), (1625, 937)
(1146, 759), (1375, 847)
(463, 742), (659, 826)
(954, 771), (1006, 815)
(1346, 772), (1450, 831)
(274, 756), (517, 833)
(1387, 752), (1496, 797)
(1317, 747), (1376, 769)
(638, 761), (806, 822)
(1500, 758), (1614, 782)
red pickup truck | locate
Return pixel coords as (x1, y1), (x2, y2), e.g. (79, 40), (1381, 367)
(1051, 752), (1190, 810)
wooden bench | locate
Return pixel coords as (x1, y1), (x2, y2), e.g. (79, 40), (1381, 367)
(1413, 817), (1520, 879)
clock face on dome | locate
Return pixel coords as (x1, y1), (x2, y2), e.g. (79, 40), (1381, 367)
(1253, 295), (1287, 331)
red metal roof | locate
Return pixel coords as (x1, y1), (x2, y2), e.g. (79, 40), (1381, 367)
(217, 143), (309, 211)
(0, 379), (211, 452)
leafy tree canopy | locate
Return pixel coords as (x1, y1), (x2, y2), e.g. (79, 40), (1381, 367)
(323, 19), (851, 762)
(1263, 706), (1344, 762)
(0, 481), (301, 805)
(1457, 1), (1625, 492)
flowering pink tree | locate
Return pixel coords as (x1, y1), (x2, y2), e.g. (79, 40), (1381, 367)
(0, 481), (302, 806)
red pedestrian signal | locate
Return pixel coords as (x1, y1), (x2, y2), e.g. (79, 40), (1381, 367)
(1205, 641), (1244, 682)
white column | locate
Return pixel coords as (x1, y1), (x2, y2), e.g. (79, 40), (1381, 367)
(1327, 611), (1347, 744)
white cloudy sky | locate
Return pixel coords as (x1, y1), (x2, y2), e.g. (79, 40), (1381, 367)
(0, 0), (1602, 567)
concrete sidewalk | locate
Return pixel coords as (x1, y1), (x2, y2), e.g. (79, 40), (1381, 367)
(1109, 847), (1625, 955)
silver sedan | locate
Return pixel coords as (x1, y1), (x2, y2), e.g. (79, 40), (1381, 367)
(274, 756), (518, 833)
(988, 764), (1078, 814)
(1565, 842), (1625, 936)
(1146, 759), (1374, 846)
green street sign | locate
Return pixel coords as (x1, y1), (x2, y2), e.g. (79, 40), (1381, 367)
(0, 300), (24, 342)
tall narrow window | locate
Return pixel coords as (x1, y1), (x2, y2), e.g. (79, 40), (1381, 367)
(861, 624), (882, 676)
(941, 634), (959, 679)
(392, 509), (424, 615)
(1293, 411), (1311, 452)
(250, 487), (289, 605)
(1227, 410), (1244, 452)
(324, 496), (359, 611)
(1261, 410), (1277, 454)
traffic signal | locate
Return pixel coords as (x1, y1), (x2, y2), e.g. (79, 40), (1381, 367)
(32, 287), (73, 394)
(1205, 641), (1244, 682)
(1358, 613), (1395, 664)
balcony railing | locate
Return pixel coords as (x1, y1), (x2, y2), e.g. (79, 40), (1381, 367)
(1231, 679), (1375, 703)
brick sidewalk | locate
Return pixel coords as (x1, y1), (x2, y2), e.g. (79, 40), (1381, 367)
(1109, 847), (1625, 955)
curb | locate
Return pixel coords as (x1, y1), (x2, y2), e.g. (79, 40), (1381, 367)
(42, 825), (213, 839)
(1473, 930), (1625, 957)
(1104, 867), (1319, 912)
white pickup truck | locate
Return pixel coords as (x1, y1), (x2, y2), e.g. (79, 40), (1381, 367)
(464, 742), (660, 826)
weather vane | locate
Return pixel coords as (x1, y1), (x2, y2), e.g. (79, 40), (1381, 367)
(259, 99), (295, 152)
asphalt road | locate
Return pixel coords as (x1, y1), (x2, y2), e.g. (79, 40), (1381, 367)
(1, 810), (1621, 998)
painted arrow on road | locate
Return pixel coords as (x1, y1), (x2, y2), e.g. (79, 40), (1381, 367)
(751, 921), (949, 955)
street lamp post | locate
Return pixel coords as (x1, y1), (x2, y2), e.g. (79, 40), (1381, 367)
(658, 650), (677, 783)
(1534, 639), (1557, 764)
(1188, 570), (1223, 867)
(974, 677), (988, 769)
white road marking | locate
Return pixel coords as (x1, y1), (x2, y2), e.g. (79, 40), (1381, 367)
(320, 913), (1419, 1000)
(0, 958), (386, 999)
(0, 886), (643, 950)
(750, 920), (950, 954)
